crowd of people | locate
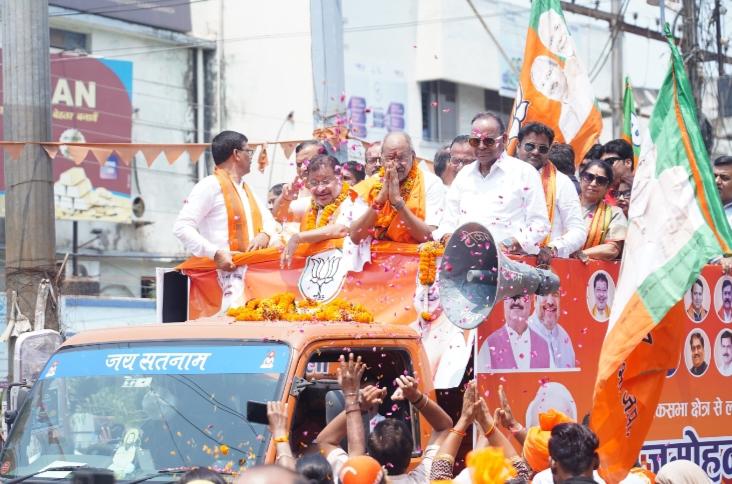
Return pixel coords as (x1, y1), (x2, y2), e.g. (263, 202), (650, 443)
(172, 354), (710, 483)
(170, 112), (729, 482)
(173, 112), (647, 277)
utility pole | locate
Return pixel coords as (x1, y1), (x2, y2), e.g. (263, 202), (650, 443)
(714, 0), (724, 77)
(681, 0), (703, 115)
(310, 0), (347, 161)
(610, 0), (624, 137)
(2, 0), (57, 378)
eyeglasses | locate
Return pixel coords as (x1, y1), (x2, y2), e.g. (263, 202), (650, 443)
(365, 156), (382, 165)
(580, 172), (610, 187)
(449, 157), (473, 166)
(306, 177), (337, 189)
(384, 153), (412, 164)
(237, 147), (255, 157)
(521, 142), (550, 154)
(468, 136), (500, 148)
(616, 190), (632, 199)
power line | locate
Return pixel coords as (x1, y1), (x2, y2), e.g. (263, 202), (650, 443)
(49, 0), (210, 18)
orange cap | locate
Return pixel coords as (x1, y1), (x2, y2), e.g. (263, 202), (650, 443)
(339, 455), (385, 484)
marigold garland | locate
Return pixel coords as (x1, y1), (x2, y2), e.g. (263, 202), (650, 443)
(370, 163), (419, 239)
(227, 292), (374, 323)
(418, 241), (445, 286)
(466, 447), (517, 484)
(303, 182), (351, 231)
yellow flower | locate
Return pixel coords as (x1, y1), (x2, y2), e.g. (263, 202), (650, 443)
(466, 447), (517, 484)
(219, 444), (230, 455)
(303, 183), (350, 230)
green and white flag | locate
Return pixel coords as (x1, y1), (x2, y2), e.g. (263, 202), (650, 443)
(590, 26), (732, 482)
(621, 77), (641, 164)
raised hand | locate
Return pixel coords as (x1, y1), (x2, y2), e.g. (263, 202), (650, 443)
(494, 384), (518, 429)
(392, 374), (420, 403)
(337, 353), (366, 397)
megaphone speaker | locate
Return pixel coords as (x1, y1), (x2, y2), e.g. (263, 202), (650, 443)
(439, 222), (560, 329)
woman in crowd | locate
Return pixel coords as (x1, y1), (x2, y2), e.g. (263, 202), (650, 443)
(340, 161), (366, 186)
(573, 160), (628, 261)
(279, 154), (364, 268)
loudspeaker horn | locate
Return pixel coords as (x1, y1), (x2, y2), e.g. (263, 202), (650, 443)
(438, 222), (560, 329)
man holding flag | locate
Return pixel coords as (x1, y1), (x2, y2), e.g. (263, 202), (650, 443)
(506, 0), (602, 164)
(590, 25), (732, 483)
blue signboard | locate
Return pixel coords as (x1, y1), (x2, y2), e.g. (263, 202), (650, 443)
(39, 344), (290, 379)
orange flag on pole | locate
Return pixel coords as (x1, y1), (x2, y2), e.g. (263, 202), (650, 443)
(506, 0), (602, 163)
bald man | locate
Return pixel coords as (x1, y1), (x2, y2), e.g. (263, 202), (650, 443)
(350, 131), (445, 244)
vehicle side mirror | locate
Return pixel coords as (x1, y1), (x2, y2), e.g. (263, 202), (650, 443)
(13, 329), (62, 385)
(4, 382), (30, 433)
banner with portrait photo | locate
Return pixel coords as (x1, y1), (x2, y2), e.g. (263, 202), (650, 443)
(476, 261), (732, 481)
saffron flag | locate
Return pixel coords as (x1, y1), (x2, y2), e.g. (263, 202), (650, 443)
(621, 77), (641, 165)
(590, 26), (732, 483)
(506, 0), (602, 163)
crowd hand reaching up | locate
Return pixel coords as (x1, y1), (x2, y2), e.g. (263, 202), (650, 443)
(457, 380), (479, 428)
(280, 234), (300, 269)
(391, 374), (420, 403)
(267, 401), (289, 437)
(494, 384), (518, 430)
(359, 384), (387, 413)
(338, 353), (366, 399)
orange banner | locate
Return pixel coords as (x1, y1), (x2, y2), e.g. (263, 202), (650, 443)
(476, 260), (732, 481)
(180, 241), (421, 323)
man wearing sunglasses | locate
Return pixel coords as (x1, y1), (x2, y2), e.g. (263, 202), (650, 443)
(174, 130), (278, 272)
(516, 123), (586, 266)
(435, 112), (550, 255)
(599, 139), (634, 205)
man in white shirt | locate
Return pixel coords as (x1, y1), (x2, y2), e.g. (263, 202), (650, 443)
(528, 292), (576, 369)
(477, 295), (551, 371)
(173, 130), (277, 270)
(515, 122), (586, 265)
(435, 112), (550, 254)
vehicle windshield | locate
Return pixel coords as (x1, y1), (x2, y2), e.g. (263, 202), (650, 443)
(0, 342), (289, 481)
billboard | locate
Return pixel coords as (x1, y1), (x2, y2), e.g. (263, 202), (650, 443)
(0, 54), (134, 223)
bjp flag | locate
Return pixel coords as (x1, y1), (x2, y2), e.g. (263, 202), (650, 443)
(621, 76), (641, 165)
(589, 26), (732, 483)
(506, 0), (602, 163)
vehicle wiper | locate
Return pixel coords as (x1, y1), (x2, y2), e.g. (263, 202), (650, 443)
(124, 469), (191, 484)
(125, 468), (236, 484)
(5, 465), (88, 484)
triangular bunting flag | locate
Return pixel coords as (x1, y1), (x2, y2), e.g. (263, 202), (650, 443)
(41, 144), (59, 160)
(3, 143), (26, 161)
(279, 141), (298, 159)
(112, 147), (139, 166)
(187, 145), (207, 163)
(64, 145), (92, 165)
(139, 147), (163, 167)
(88, 146), (115, 165)
(163, 147), (187, 165)
(257, 145), (269, 173)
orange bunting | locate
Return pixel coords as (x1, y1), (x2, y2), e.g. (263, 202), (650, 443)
(64, 145), (92, 165)
(279, 141), (299, 159)
(88, 146), (115, 165)
(187, 145), (207, 163)
(3, 143), (25, 161)
(112, 146), (139, 166)
(41, 144), (59, 160)
(257, 145), (269, 173)
(163, 147), (187, 165)
(313, 125), (349, 151)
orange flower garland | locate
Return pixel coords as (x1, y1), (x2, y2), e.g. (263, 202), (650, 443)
(418, 241), (445, 286)
(227, 292), (373, 323)
(303, 182), (351, 231)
